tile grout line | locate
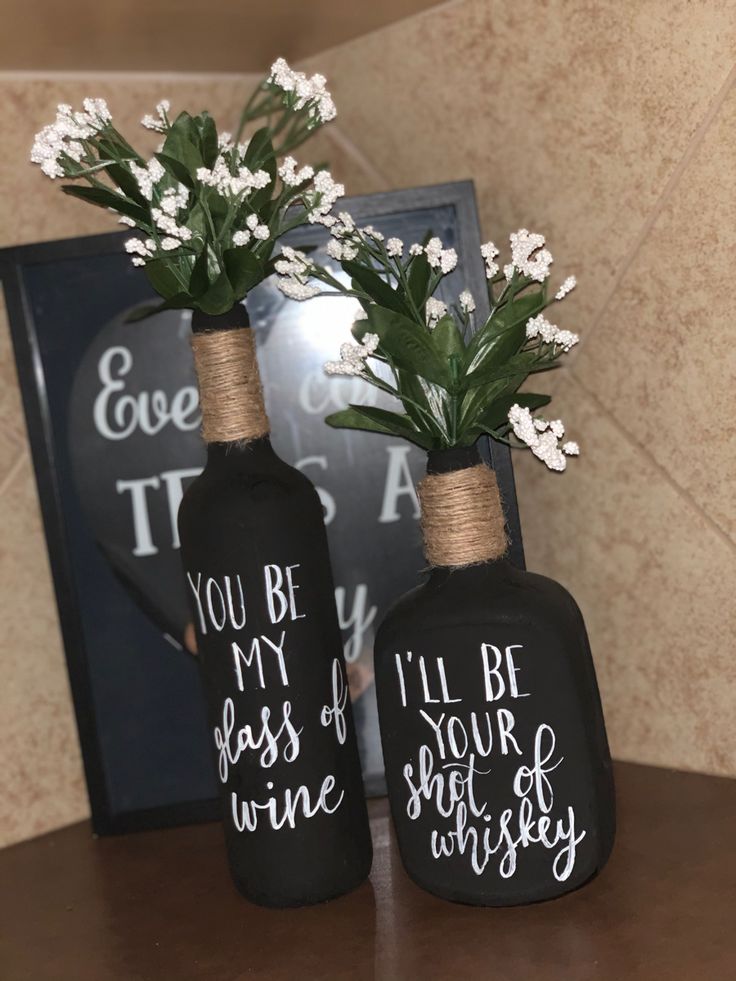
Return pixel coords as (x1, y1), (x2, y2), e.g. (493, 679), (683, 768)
(561, 61), (736, 553)
(0, 448), (28, 498)
(295, 0), (466, 67)
(576, 60), (736, 360)
(569, 369), (736, 557)
(325, 125), (392, 189)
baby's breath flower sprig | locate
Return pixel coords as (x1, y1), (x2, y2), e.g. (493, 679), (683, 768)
(234, 58), (337, 154)
(30, 60), (341, 316)
(277, 222), (581, 470)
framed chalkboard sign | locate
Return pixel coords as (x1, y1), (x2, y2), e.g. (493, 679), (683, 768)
(1, 181), (524, 834)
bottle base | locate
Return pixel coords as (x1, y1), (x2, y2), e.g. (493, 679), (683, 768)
(399, 846), (614, 908)
(229, 856), (373, 909)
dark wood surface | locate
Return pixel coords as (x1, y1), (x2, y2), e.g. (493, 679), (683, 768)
(1, 762), (735, 980)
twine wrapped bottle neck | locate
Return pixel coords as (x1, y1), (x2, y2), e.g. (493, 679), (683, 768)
(418, 445), (508, 568)
(190, 307), (270, 445)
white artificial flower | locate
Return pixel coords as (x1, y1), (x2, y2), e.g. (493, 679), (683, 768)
(118, 215), (136, 227)
(440, 248), (458, 274)
(423, 238), (457, 273)
(554, 329), (579, 352)
(424, 237), (443, 267)
(151, 207), (192, 241)
(361, 225), (385, 242)
(274, 245), (310, 278)
(326, 239), (344, 260)
(306, 170), (344, 223)
(31, 99), (111, 178)
(245, 213), (269, 239)
(336, 211), (355, 232)
(278, 156), (315, 186)
(130, 158), (165, 201)
(232, 230), (251, 246)
(268, 58), (337, 125)
(507, 404), (579, 472)
(526, 314), (553, 341)
(409, 243), (424, 256)
(159, 184), (188, 216)
(508, 228), (553, 282)
(141, 99), (171, 132)
(124, 237), (154, 258)
(386, 237), (403, 257)
(81, 98), (112, 123)
(306, 72), (337, 124)
(459, 289), (476, 313)
(480, 240), (499, 278)
(160, 237), (181, 251)
(425, 296), (447, 326)
(196, 159), (270, 197)
(324, 333), (379, 376)
(555, 275), (577, 300)
(525, 314), (579, 351)
(278, 279), (321, 301)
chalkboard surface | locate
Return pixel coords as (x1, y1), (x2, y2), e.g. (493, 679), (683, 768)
(2, 182), (525, 833)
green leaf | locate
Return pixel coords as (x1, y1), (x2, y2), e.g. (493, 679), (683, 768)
(242, 126), (276, 171)
(325, 405), (434, 450)
(94, 139), (147, 205)
(407, 252), (431, 311)
(475, 392), (551, 433)
(197, 112), (219, 168)
(161, 112), (205, 181)
(197, 270), (236, 315)
(249, 136), (278, 211)
(223, 249), (264, 296)
(188, 249), (210, 298)
(342, 260), (409, 315)
(432, 314), (465, 361)
(61, 184), (147, 224)
(467, 319), (527, 380)
(463, 350), (540, 391)
(465, 287), (546, 373)
(205, 188), (229, 220)
(155, 152), (196, 189)
(144, 258), (183, 299)
(394, 367), (433, 433)
(364, 305), (452, 389)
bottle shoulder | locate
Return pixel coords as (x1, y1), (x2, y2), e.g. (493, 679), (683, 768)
(376, 560), (582, 642)
(178, 451), (320, 526)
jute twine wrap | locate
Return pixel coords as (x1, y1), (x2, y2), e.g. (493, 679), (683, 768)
(190, 328), (270, 443)
(418, 463), (508, 567)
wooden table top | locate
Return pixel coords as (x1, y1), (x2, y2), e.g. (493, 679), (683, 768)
(1, 761), (735, 980)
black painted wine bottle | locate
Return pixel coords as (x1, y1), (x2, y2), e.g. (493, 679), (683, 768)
(374, 444), (615, 906)
(178, 304), (372, 907)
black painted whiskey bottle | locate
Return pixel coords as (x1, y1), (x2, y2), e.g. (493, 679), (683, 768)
(374, 444), (615, 905)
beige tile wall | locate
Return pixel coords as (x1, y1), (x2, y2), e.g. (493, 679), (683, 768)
(2, 0), (735, 845)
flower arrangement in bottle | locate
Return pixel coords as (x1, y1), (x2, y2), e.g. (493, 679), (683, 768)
(31, 59), (343, 316)
(278, 221), (615, 906)
(30, 60), (373, 909)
